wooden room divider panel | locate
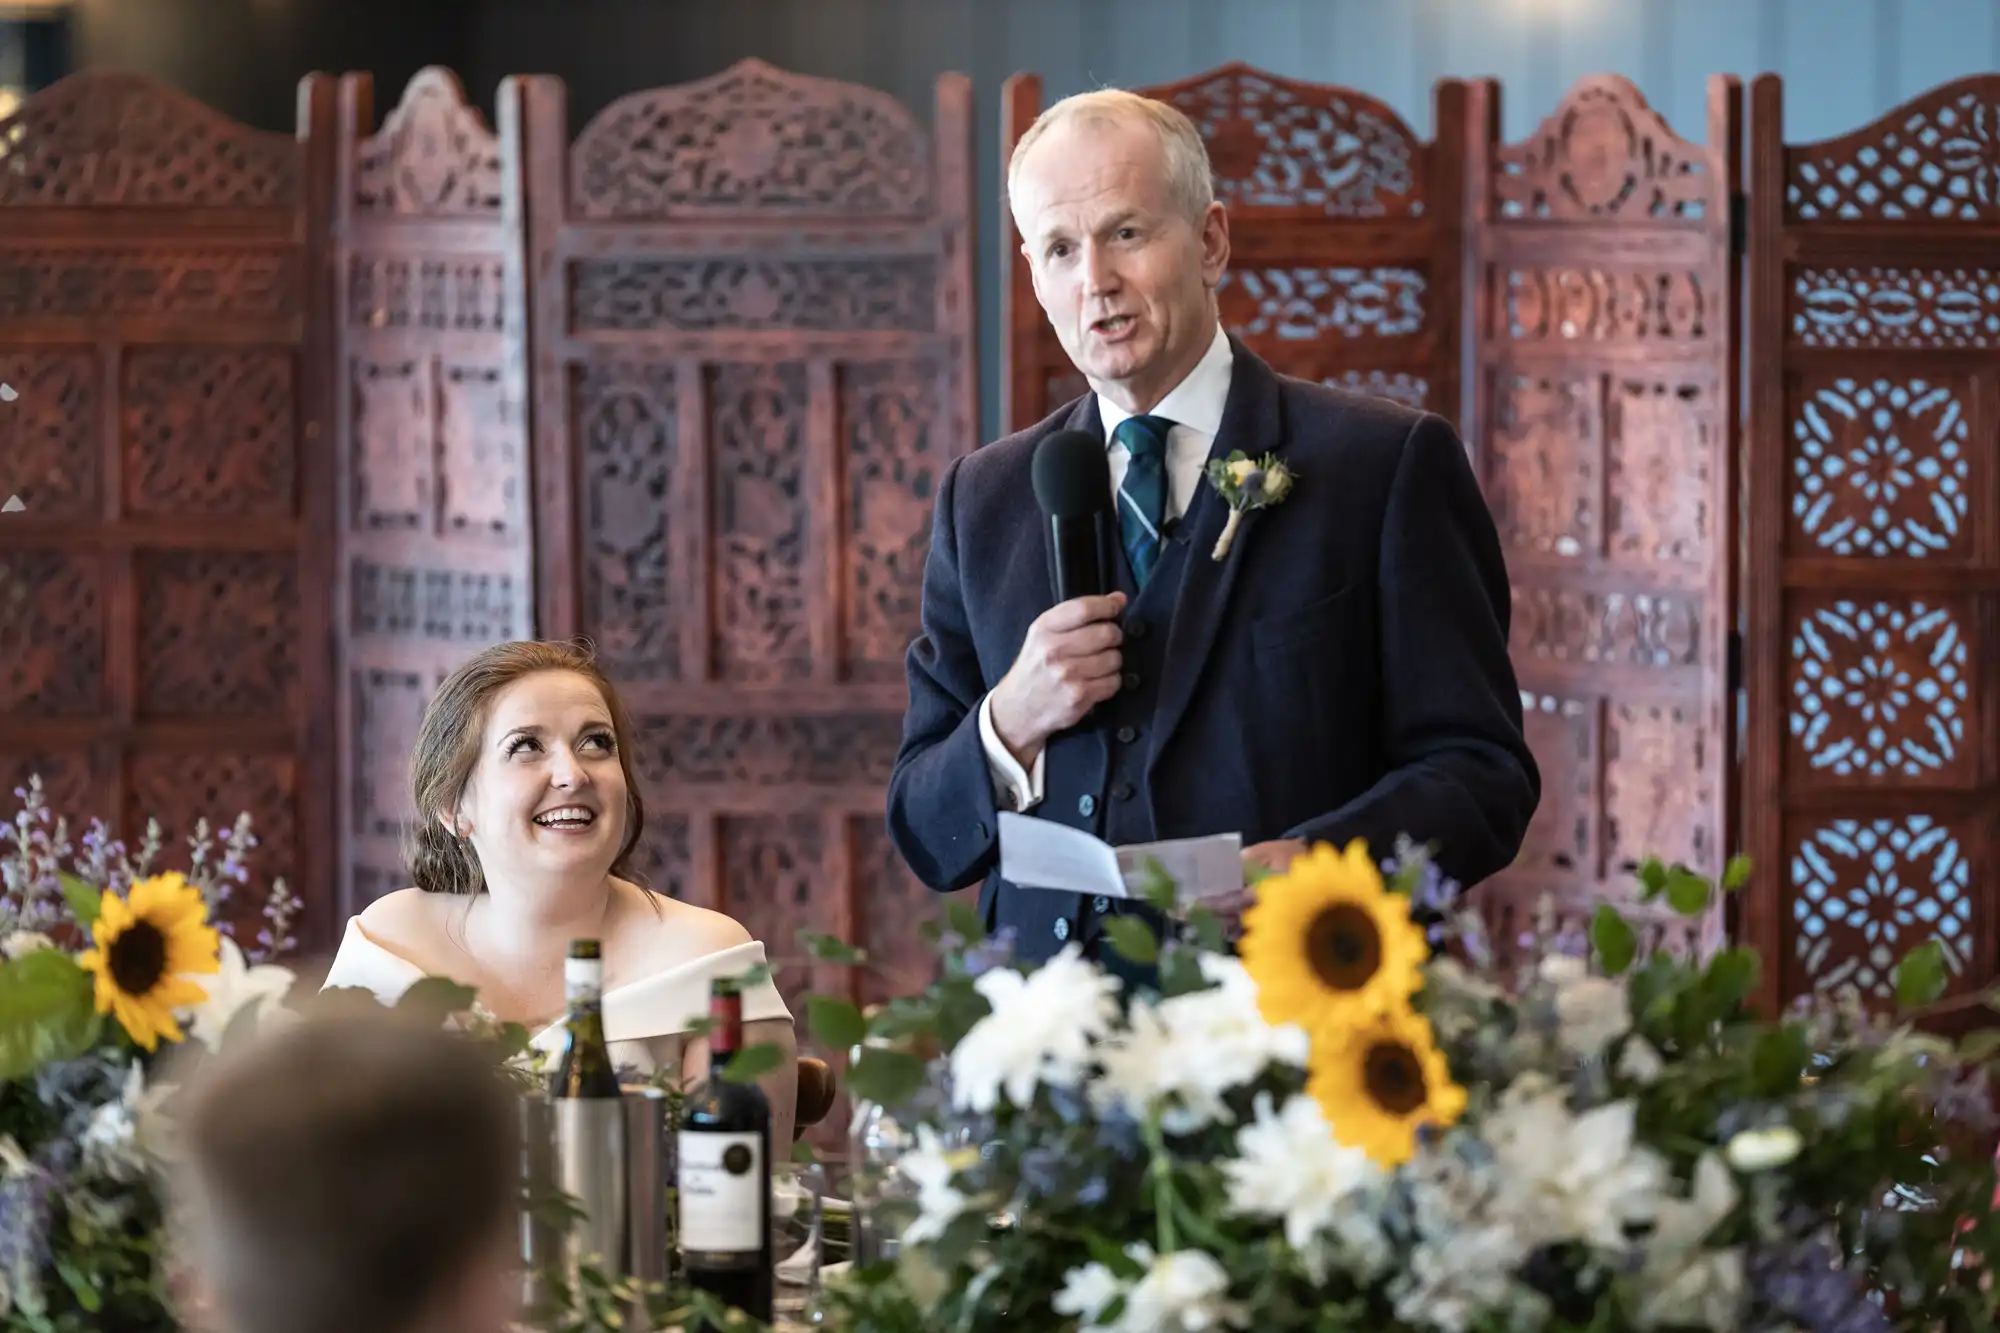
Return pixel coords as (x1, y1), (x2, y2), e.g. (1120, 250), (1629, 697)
(1743, 74), (2000, 1017)
(1465, 75), (1742, 963)
(518, 60), (978, 1045)
(999, 63), (1467, 436)
(0, 72), (340, 952)
(332, 68), (537, 920)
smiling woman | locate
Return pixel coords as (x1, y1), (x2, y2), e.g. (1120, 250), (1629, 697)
(318, 640), (800, 1146)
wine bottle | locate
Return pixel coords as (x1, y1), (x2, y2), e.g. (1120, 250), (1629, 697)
(549, 940), (626, 1283)
(677, 977), (774, 1324)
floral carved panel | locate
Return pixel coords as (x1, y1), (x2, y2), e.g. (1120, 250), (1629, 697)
(1486, 374), (1601, 559)
(439, 361), (523, 542)
(1218, 266), (1425, 341)
(353, 67), (503, 216)
(1512, 694), (1596, 877)
(1501, 268), (1712, 346)
(0, 552), (106, 716)
(137, 551), (300, 717)
(1604, 702), (1714, 875)
(842, 360), (941, 684)
(0, 350), (100, 518)
(1494, 76), (1709, 222)
(0, 251), (299, 319)
(1785, 814), (1975, 1001)
(127, 751), (297, 934)
(570, 59), (930, 219)
(123, 348), (297, 519)
(635, 715), (903, 789)
(1606, 379), (1713, 564)
(570, 257), (935, 333)
(1159, 66), (1423, 217)
(574, 361), (681, 682)
(711, 362), (810, 685)
(1790, 267), (2000, 348)
(1785, 594), (1973, 788)
(1786, 374), (1975, 559)
(352, 358), (433, 532)
(352, 667), (425, 839)
(718, 814), (830, 1020)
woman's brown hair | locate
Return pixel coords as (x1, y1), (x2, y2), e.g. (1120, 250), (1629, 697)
(405, 639), (647, 895)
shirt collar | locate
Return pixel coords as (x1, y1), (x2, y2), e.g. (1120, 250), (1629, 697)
(1098, 322), (1233, 445)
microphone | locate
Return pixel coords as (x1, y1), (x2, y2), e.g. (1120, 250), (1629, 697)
(1032, 429), (1115, 603)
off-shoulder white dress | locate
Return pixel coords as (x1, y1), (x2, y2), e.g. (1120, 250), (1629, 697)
(319, 917), (794, 1076)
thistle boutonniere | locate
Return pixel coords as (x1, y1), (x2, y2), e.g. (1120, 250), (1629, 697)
(1202, 451), (1296, 560)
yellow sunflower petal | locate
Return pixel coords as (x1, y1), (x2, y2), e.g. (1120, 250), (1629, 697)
(1239, 838), (1430, 1042)
(164, 923), (223, 976)
(1308, 1004), (1466, 1169)
(128, 872), (202, 928)
(90, 890), (134, 946)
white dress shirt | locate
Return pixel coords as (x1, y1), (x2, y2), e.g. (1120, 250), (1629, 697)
(976, 322), (1235, 812)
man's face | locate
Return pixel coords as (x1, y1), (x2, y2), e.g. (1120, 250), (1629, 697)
(1013, 115), (1229, 414)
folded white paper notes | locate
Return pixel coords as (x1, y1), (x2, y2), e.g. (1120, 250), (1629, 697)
(997, 811), (1244, 906)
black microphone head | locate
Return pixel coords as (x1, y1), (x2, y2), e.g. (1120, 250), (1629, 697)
(1032, 429), (1111, 520)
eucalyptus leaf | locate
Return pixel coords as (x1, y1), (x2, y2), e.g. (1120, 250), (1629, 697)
(797, 930), (866, 965)
(736, 962), (774, 990)
(57, 871), (103, 930)
(806, 995), (869, 1051)
(1591, 903), (1637, 977)
(1103, 917), (1160, 966)
(848, 1046), (926, 1108)
(1721, 854), (1753, 892)
(720, 1041), (785, 1083)
(0, 949), (102, 1079)
(1664, 868), (1712, 917)
(1635, 857), (1670, 901)
(1894, 939), (1949, 1009)
(1136, 858), (1177, 912)
(395, 975), (479, 1019)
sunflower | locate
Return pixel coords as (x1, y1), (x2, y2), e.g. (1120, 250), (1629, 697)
(1308, 1003), (1466, 1168)
(77, 872), (221, 1052)
(1237, 838), (1428, 1041)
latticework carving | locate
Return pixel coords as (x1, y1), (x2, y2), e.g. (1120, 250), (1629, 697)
(522, 62), (976, 1027)
(0, 70), (334, 952)
(0, 71), (299, 208)
(569, 58), (931, 220)
(1001, 64), (1467, 433)
(1468, 75), (1739, 960)
(333, 69), (534, 916)
(1745, 74), (2000, 1016)
(1787, 76), (2000, 223)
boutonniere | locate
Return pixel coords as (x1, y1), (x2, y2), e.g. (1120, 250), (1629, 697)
(1202, 451), (1296, 561)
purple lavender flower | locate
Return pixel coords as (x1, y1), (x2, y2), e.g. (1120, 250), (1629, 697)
(962, 926), (1018, 979)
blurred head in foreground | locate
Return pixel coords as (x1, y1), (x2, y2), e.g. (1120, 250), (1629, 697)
(172, 1004), (520, 1333)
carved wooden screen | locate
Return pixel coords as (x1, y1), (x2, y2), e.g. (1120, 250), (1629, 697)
(1742, 74), (2000, 1017)
(0, 72), (340, 950)
(1464, 75), (1741, 961)
(333, 68), (536, 919)
(519, 60), (977, 1032)
(999, 63), (1466, 435)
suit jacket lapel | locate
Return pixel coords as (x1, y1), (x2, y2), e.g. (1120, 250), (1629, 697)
(1148, 337), (1287, 776)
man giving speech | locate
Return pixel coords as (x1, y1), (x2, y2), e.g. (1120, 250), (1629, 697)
(886, 87), (1539, 987)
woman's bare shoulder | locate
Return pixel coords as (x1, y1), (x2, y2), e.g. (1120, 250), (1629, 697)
(352, 887), (462, 964)
(613, 883), (757, 967)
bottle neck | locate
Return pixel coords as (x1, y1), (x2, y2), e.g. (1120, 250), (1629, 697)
(708, 993), (743, 1062)
(565, 956), (605, 1016)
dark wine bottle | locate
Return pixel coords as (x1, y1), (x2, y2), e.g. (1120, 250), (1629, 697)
(549, 940), (625, 1279)
(677, 977), (774, 1324)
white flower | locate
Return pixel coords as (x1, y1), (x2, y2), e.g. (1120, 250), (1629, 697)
(1550, 979), (1632, 1063)
(1053, 1260), (1125, 1326)
(183, 936), (296, 1050)
(0, 930), (54, 960)
(1117, 1247), (1247, 1333)
(1222, 1092), (1387, 1271)
(1636, 1152), (1744, 1330)
(949, 944), (1119, 1113)
(1093, 956), (1309, 1132)
(897, 1125), (976, 1247)
(1724, 1124), (1803, 1172)
(1619, 1035), (1666, 1085)
(1485, 1079), (1670, 1252)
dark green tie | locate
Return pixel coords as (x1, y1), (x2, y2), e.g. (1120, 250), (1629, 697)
(1114, 415), (1171, 588)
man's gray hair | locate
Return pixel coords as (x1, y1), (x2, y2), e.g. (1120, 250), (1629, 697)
(1007, 88), (1217, 231)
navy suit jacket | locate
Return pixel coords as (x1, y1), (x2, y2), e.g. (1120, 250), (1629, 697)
(886, 338), (1540, 965)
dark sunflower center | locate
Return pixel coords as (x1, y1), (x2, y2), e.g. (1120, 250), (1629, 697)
(1305, 904), (1383, 991)
(107, 920), (168, 996)
(1363, 1041), (1428, 1116)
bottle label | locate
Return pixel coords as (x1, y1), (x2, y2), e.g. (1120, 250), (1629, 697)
(565, 957), (604, 1004)
(677, 1130), (763, 1253)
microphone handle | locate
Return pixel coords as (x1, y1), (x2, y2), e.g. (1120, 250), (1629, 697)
(1048, 511), (1112, 604)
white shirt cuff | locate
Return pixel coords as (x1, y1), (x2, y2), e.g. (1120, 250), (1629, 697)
(977, 692), (1045, 811)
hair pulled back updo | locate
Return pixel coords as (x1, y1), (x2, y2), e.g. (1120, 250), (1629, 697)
(404, 640), (647, 896)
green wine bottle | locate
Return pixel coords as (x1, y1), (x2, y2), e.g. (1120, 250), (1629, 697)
(550, 940), (625, 1281)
